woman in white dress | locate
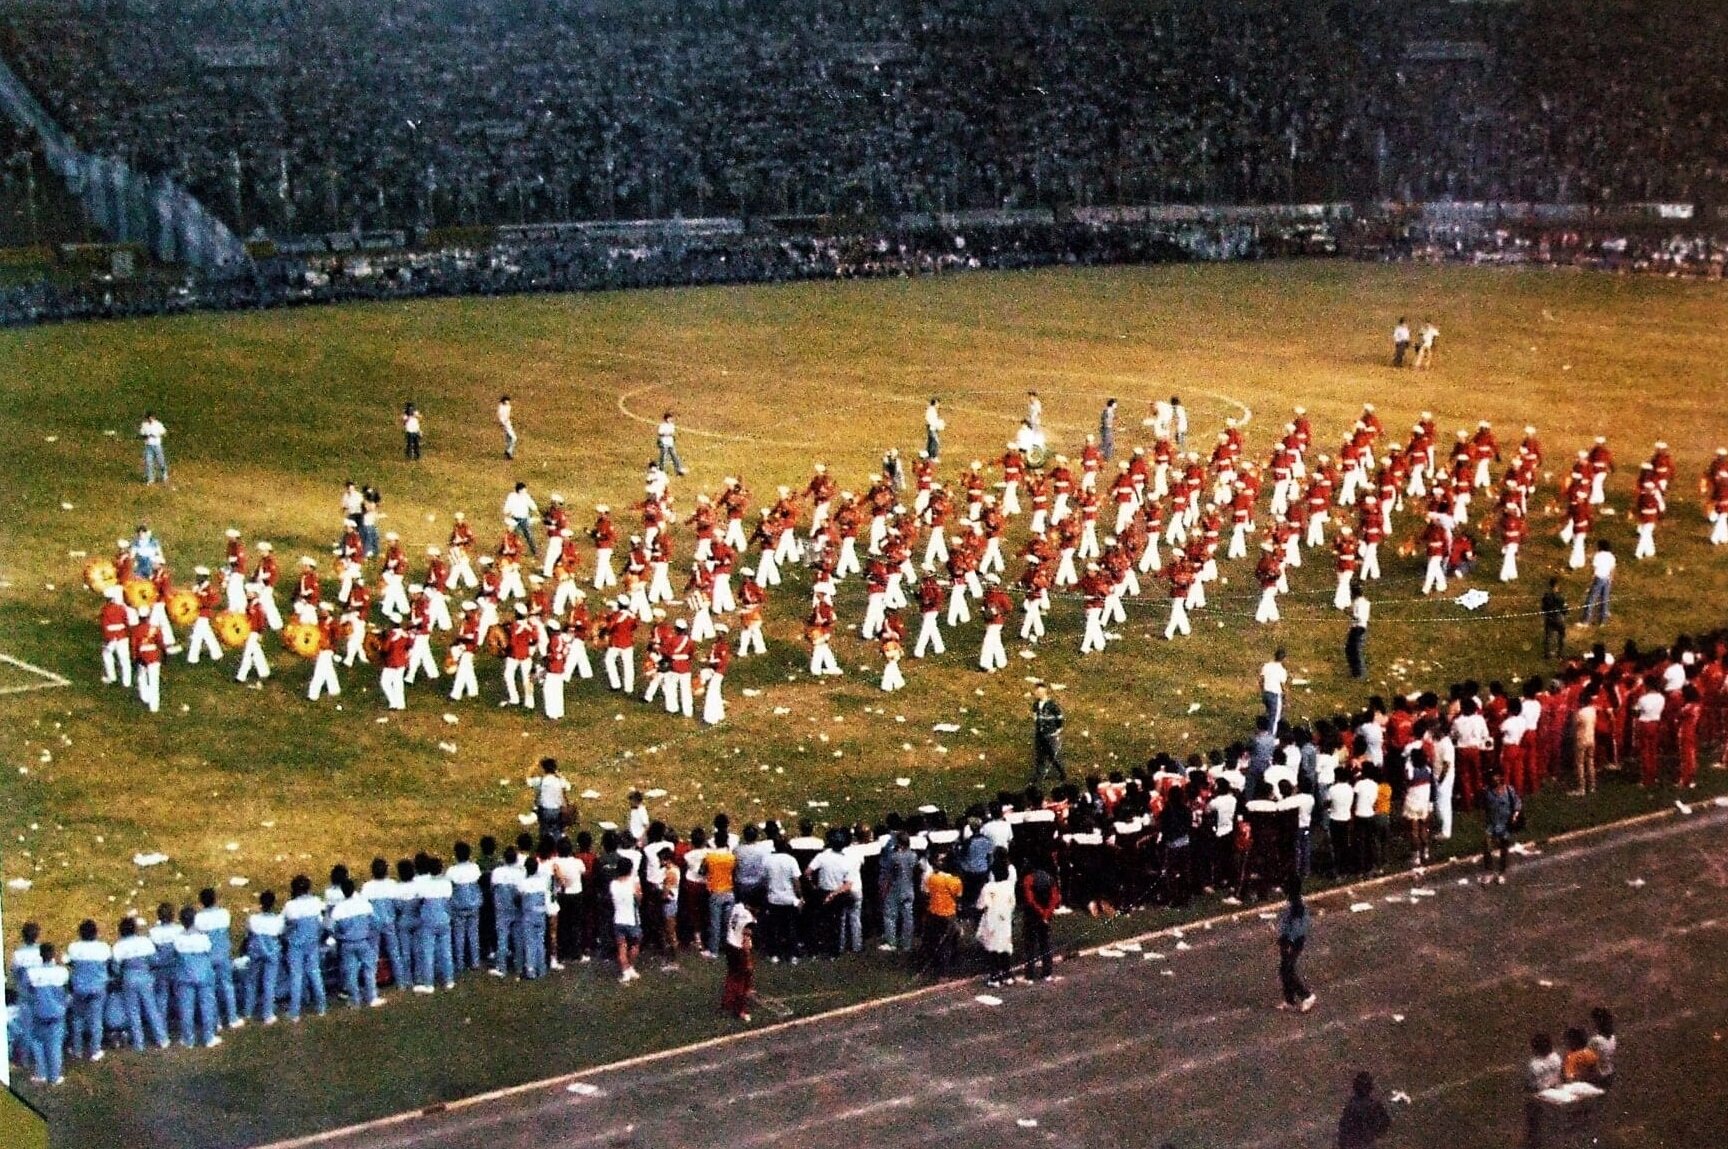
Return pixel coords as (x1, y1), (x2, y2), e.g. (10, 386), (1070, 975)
(976, 856), (1017, 987)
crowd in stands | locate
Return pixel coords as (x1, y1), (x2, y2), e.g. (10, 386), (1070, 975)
(3, 0), (1728, 242)
(11, 623), (1727, 1082)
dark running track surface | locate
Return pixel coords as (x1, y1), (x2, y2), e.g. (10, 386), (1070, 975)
(268, 806), (1728, 1149)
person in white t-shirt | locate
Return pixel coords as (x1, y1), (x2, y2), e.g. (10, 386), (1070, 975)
(1205, 781), (1238, 891)
(1260, 648), (1289, 730)
(1582, 540), (1616, 626)
(610, 857), (643, 983)
(527, 757), (572, 842)
(1324, 773), (1355, 877)
(139, 411), (169, 484)
(1278, 780), (1317, 877)
(1351, 767), (1381, 874)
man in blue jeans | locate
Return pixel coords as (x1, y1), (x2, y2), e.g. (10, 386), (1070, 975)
(1582, 539), (1616, 626)
(876, 832), (918, 952)
(656, 411), (688, 476)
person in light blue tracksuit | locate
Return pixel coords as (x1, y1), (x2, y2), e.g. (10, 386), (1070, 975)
(330, 880), (381, 1008)
(147, 902), (182, 1036)
(448, 842), (483, 973)
(65, 919), (112, 1062)
(360, 858), (401, 989)
(490, 847), (524, 977)
(172, 906), (222, 1048)
(395, 858), (422, 989)
(245, 891), (285, 1024)
(195, 888), (243, 1030)
(111, 917), (170, 1050)
(10, 923), (42, 1067)
(518, 857), (550, 980)
(416, 858), (456, 991)
(25, 947), (69, 1084)
(282, 876), (328, 1020)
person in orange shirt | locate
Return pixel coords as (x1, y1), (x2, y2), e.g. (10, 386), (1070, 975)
(700, 842), (737, 960)
(919, 853), (963, 977)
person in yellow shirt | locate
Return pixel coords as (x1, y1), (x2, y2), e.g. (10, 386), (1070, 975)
(1562, 1027), (1601, 1084)
(700, 844), (737, 960)
(919, 853), (963, 977)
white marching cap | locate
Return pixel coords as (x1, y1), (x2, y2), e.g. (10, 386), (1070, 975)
(550, 493), (564, 503)
(193, 565), (210, 576)
(386, 531), (400, 540)
(408, 583), (424, 595)
(426, 545), (441, 555)
(460, 600), (477, 611)
(105, 585), (124, 600)
(984, 573), (1001, 584)
(300, 556), (317, 566)
(257, 541), (274, 552)
(225, 528), (240, 539)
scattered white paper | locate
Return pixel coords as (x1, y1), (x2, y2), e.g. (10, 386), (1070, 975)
(1350, 902), (1374, 913)
(1390, 1090), (1412, 1105)
(645, 788), (667, 799)
(517, 814), (537, 826)
(229, 876), (249, 887)
(442, 713), (459, 725)
(1174, 940), (1192, 951)
(975, 994), (1003, 1006)
(1626, 878), (1646, 889)
(1410, 888), (1436, 898)
(933, 723), (962, 733)
(1016, 1118), (1039, 1128)
(565, 1082), (602, 1096)
(6, 878), (31, 891)
(581, 789), (601, 800)
(1675, 800), (1693, 816)
(895, 778), (911, 787)
(133, 853), (169, 867)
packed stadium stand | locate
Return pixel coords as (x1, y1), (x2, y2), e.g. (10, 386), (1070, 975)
(2, 0), (1726, 240)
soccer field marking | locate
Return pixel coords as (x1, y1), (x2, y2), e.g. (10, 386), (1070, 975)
(0, 652), (71, 695)
(249, 801), (1721, 1149)
(607, 345), (1252, 450)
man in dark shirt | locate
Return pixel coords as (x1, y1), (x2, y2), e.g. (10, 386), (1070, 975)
(1541, 577), (1569, 659)
(1031, 682), (1066, 785)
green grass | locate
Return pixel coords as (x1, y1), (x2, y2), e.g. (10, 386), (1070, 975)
(2, 261), (1727, 1144)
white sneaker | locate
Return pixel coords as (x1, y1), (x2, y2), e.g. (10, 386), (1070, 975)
(229, 1018), (246, 1030)
(90, 1050), (105, 1062)
(443, 983), (456, 991)
(413, 985), (435, 994)
(205, 1036), (223, 1048)
(370, 997), (388, 1007)
(549, 960), (565, 971)
(1300, 995), (1317, 1013)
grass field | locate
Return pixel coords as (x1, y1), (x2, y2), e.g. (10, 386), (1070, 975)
(1, 261), (1727, 1144)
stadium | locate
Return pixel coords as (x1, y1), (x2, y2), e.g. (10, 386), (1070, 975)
(2, 2), (1727, 1147)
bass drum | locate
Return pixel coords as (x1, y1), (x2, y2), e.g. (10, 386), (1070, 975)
(1023, 444), (1049, 469)
(215, 611), (252, 650)
(123, 578), (159, 611)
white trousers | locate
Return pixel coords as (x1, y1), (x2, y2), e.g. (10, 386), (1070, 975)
(309, 650), (340, 700)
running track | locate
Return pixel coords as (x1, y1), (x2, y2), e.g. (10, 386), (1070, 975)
(265, 805), (1728, 1149)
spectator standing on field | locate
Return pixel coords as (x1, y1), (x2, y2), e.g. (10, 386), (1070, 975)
(527, 757), (571, 841)
(139, 411), (168, 484)
(1391, 317), (1411, 368)
(924, 398), (944, 462)
(1344, 583), (1370, 679)
(497, 395), (516, 460)
(1480, 769), (1523, 885)
(1260, 647), (1289, 730)
(1581, 540), (1615, 626)
(1031, 681), (1066, 785)
(1541, 577), (1569, 658)
(656, 410), (688, 476)
(401, 403), (422, 461)
(1274, 882), (1316, 1012)
(1098, 398), (1118, 460)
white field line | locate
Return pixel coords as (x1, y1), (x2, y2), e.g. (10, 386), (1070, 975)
(0, 652), (71, 695)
